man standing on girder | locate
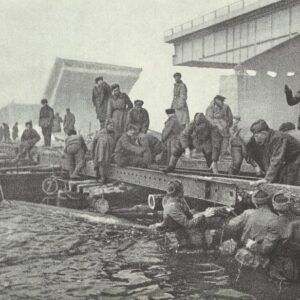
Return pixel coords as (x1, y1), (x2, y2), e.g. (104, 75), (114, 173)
(205, 95), (233, 174)
(171, 73), (190, 129)
(63, 108), (76, 134)
(92, 76), (111, 129)
(39, 99), (54, 147)
(163, 113), (213, 173)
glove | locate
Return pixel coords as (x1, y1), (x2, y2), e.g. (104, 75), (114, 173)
(184, 148), (191, 159)
(254, 165), (264, 176)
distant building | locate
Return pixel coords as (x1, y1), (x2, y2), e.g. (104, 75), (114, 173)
(0, 102), (40, 127)
(43, 57), (142, 133)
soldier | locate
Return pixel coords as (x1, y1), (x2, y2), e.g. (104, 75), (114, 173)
(91, 119), (116, 183)
(64, 129), (87, 179)
(3, 123), (11, 143)
(52, 113), (63, 134)
(12, 122), (18, 141)
(171, 72), (190, 128)
(256, 192), (300, 281)
(107, 84), (133, 140)
(114, 124), (147, 168)
(12, 121), (40, 163)
(284, 85), (300, 129)
(92, 76), (111, 129)
(126, 100), (149, 133)
(278, 122), (300, 142)
(163, 113), (212, 173)
(63, 108), (76, 134)
(161, 108), (182, 165)
(39, 99), (54, 147)
(150, 179), (215, 249)
(249, 119), (300, 187)
(225, 190), (276, 248)
(206, 95), (233, 174)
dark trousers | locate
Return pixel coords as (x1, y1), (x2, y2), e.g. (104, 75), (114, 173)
(211, 128), (229, 162)
(65, 148), (86, 177)
(42, 126), (52, 147)
(173, 140), (212, 168)
(229, 146), (243, 175)
(114, 153), (148, 168)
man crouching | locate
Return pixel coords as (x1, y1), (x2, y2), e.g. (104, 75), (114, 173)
(12, 121), (40, 163)
(64, 129), (88, 179)
(150, 179), (215, 249)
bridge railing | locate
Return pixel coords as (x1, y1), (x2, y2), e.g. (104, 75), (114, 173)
(164, 0), (260, 38)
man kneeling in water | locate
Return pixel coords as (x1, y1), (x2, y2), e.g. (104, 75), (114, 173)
(150, 179), (215, 249)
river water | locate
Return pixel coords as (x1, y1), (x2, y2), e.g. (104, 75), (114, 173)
(0, 201), (300, 300)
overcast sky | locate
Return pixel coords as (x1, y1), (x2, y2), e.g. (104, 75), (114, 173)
(0, 0), (235, 130)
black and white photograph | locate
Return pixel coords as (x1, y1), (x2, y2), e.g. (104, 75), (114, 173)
(0, 0), (300, 299)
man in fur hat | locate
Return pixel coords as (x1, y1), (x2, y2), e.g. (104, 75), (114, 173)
(161, 108), (182, 164)
(126, 100), (149, 133)
(92, 76), (111, 129)
(39, 98), (54, 147)
(205, 95), (233, 174)
(150, 179), (215, 248)
(91, 119), (115, 183)
(225, 190), (276, 248)
(256, 192), (300, 281)
(248, 119), (300, 187)
(163, 112), (212, 173)
(114, 124), (148, 168)
(12, 121), (40, 163)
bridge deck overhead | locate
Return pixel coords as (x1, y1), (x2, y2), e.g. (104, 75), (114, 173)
(165, 0), (300, 68)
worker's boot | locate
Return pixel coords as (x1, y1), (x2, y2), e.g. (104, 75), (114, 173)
(210, 161), (219, 174)
(162, 156), (179, 173)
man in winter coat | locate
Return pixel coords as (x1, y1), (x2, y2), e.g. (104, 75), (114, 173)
(12, 121), (40, 163)
(163, 113), (212, 173)
(171, 73), (190, 128)
(64, 129), (87, 179)
(161, 108), (182, 164)
(225, 190), (276, 248)
(126, 100), (149, 133)
(12, 122), (19, 141)
(114, 124), (147, 168)
(63, 108), (76, 134)
(249, 119), (300, 187)
(255, 192), (300, 281)
(91, 119), (115, 183)
(206, 95), (233, 174)
(92, 76), (111, 129)
(107, 84), (133, 140)
(150, 179), (215, 248)
(3, 123), (11, 143)
(39, 99), (54, 147)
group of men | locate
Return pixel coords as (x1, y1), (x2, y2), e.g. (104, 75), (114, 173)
(11, 99), (77, 164)
(150, 179), (300, 281)
(39, 99), (76, 147)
